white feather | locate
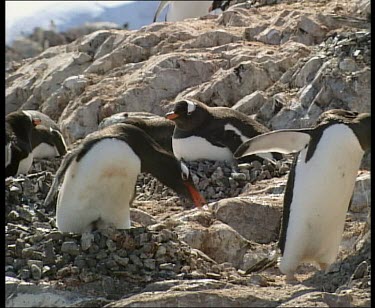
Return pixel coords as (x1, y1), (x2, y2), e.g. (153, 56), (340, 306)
(158, 1), (213, 22)
(17, 152), (33, 175)
(172, 136), (233, 162)
(236, 130), (311, 156)
(56, 138), (141, 234)
(32, 142), (59, 159)
(6, 143), (12, 167)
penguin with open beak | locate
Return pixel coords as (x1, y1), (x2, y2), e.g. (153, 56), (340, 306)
(235, 109), (371, 281)
(44, 123), (206, 234)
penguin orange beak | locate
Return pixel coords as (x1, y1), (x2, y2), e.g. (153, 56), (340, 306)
(184, 182), (206, 208)
(166, 112), (179, 120)
(33, 118), (42, 126)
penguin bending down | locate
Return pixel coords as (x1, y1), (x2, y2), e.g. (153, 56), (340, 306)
(165, 99), (282, 163)
(235, 109), (371, 281)
(99, 112), (175, 153)
(22, 110), (67, 159)
(44, 123), (206, 234)
(153, 1), (213, 22)
(6, 110), (41, 177)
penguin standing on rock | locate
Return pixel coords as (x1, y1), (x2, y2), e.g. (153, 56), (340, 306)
(165, 99), (281, 162)
(153, 1), (214, 22)
(6, 110), (41, 177)
(44, 123), (206, 234)
(235, 109), (371, 281)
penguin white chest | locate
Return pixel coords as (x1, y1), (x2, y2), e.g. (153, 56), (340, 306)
(17, 152), (33, 175)
(168, 1), (212, 21)
(6, 143), (12, 167)
(172, 136), (233, 161)
(280, 124), (365, 276)
(32, 143), (59, 159)
(56, 138), (141, 234)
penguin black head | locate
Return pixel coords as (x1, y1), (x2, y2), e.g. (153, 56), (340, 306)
(317, 109), (371, 152)
(209, 0), (231, 12)
(49, 128), (67, 156)
(168, 159), (206, 208)
(165, 99), (208, 131)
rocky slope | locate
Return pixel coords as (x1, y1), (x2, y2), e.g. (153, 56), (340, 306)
(5, 0), (371, 307)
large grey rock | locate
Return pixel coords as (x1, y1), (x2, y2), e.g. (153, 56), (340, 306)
(212, 197), (282, 244)
(231, 91), (267, 115)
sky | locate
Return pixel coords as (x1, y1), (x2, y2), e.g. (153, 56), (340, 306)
(5, 1), (160, 44)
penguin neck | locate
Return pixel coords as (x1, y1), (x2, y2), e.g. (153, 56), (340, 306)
(141, 148), (187, 197)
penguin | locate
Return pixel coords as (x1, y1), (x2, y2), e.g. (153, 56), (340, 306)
(209, 0), (232, 12)
(6, 110), (41, 177)
(99, 112), (175, 153)
(44, 123), (206, 234)
(21, 110), (67, 159)
(165, 99), (282, 162)
(153, 1), (213, 22)
(234, 109), (371, 281)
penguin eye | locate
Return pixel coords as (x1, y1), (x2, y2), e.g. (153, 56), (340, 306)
(180, 161), (190, 181)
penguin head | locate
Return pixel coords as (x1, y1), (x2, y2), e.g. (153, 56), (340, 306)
(49, 128), (67, 156)
(351, 112), (371, 152)
(177, 160), (206, 208)
(317, 109), (371, 152)
(165, 99), (208, 131)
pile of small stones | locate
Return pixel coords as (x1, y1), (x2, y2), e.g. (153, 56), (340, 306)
(320, 31), (371, 65)
(6, 156), (290, 295)
(137, 158), (290, 202)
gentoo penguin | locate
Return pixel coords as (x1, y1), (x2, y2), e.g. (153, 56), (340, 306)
(153, 1), (213, 22)
(22, 110), (67, 159)
(234, 109), (371, 281)
(165, 99), (281, 162)
(99, 112), (175, 153)
(6, 110), (41, 177)
(44, 123), (206, 234)
(209, 0), (232, 12)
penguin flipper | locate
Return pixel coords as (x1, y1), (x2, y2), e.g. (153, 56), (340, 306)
(44, 150), (77, 207)
(234, 129), (312, 158)
(153, 1), (170, 22)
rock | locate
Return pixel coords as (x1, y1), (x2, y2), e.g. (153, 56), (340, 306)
(130, 208), (157, 227)
(231, 91), (267, 115)
(212, 197), (282, 244)
(350, 172), (371, 213)
(339, 58), (357, 72)
(61, 242), (81, 256)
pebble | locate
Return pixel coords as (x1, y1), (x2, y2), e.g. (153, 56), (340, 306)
(30, 264), (42, 280)
(61, 241), (81, 256)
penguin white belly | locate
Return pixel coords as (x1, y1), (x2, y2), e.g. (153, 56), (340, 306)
(279, 124), (365, 275)
(168, 1), (212, 22)
(16, 152), (33, 175)
(172, 136), (233, 161)
(6, 143), (12, 167)
(32, 143), (59, 159)
(56, 139), (141, 234)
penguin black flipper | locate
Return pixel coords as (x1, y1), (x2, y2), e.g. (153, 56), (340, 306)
(154, 1), (169, 22)
(234, 129), (313, 158)
(44, 150), (77, 207)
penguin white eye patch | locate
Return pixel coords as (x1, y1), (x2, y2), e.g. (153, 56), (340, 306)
(186, 100), (197, 115)
(180, 161), (190, 180)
